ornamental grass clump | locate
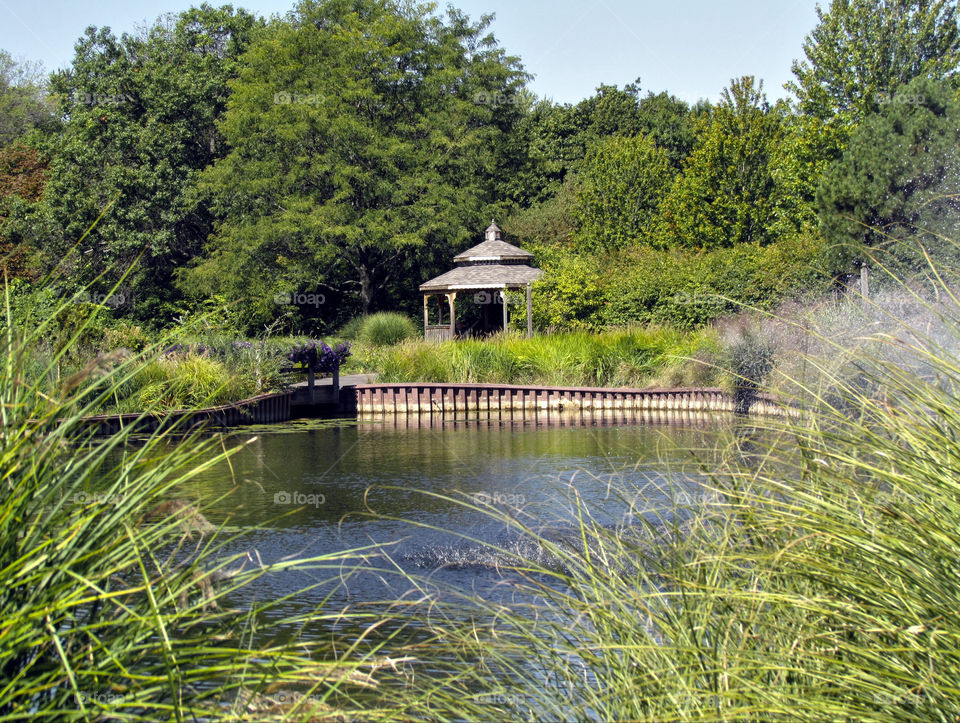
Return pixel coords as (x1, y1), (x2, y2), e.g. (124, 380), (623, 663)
(0, 277), (416, 721)
(372, 255), (960, 720)
(357, 312), (418, 347)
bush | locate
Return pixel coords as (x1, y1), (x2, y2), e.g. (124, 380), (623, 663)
(2, 279), (403, 720)
(338, 315), (366, 340)
(358, 312), (418, 347)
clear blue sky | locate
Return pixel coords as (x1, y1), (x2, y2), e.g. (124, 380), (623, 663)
(0, 0), (821, 105)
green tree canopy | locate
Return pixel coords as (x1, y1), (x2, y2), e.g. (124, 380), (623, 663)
(817, 75), (960, 274)
(788, 0), (960, 123)
(30, 4), (259, 320)
(573, 134), (673, 251)
(184, 0), (529, 330)
(654, 77), (788, 250)
(0, 51), (51, 145)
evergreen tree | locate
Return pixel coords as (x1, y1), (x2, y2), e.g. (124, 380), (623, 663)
(817, 75), (960, 275)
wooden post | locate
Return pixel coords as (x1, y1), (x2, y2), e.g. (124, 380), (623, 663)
(448, 292), (456, 339)
(423, 294), (429, 335)
(502, 287), (508, 332)
(860, 264), (870, 300)
(526, 282), (533, 338)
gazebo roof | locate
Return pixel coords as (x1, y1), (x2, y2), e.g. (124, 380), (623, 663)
(453, 239), (534, 264)
(420, 221), (541, 292)
(419, 263), (542, 292)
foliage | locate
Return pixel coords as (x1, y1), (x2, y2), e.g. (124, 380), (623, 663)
(357, 312), (418, 347)
(121, 353), (252, 411)
(525, 235), (830, 332)
(523, 246), (607, 332)
(572, 134), (673, 251)
(817, 75), (960, 275)
(27, 5), (260, 322)
(0, 50), (51, 144)
(372, 328), (720, 388)
(635, 90), (697, 169)
(788, 0), (960, 123)
(185, 0), (529, 327)
(287, 339), (351, 373)
(0, 141), (47, 278)
(654, 77), (790, 249)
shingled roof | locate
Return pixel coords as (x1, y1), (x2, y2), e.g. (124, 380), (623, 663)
(420, 222), (542, 292)
(419, 263), (542, 291)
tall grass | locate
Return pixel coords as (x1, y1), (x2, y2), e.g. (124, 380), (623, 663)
(365, 259), (960, 719)
(368, 328), (721, 387)
(0, 278), (420, 720)
(355, 312), (419, 347)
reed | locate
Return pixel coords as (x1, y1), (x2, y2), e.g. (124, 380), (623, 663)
(370, 327), (721, 388)
(366, 256), (960, 720)
(0, 277), (416, 721)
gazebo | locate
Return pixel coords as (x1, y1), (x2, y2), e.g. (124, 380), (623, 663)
(420, 222), (542, 341)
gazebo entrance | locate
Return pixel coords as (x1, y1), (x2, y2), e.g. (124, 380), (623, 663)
(420, 223), (541, 341)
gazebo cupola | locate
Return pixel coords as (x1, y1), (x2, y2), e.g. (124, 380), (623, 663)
(420, 221), (542, 341)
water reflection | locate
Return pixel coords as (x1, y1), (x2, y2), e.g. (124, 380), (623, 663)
(167, 415), (731, 625)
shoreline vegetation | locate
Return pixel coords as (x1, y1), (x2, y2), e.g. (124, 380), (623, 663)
(4, 0), (960, 716)
(7, 262), (960, 719)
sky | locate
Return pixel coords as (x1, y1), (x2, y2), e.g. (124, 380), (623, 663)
(0, 0), (822, 105)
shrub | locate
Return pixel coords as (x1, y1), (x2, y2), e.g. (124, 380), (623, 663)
(338, 315), (366, 340)
(358, 311), (418, 346)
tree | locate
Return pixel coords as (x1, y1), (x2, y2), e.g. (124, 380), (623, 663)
(788, 0), (960, 123)
(635, 91), (696, 169)
(817, 75), (960, 275)
(31, 5), (259, 320)
(184, 0), (529, 329)
(654, 77), (788, 249)
(573, 134), (673, 251)
(0, 142), (46, 278)
(0, 51), (51, 145)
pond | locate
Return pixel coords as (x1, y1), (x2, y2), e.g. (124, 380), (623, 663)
(175, 414), (732, 630)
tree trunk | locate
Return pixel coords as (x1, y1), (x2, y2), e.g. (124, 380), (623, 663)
(359, 265), (373, 315)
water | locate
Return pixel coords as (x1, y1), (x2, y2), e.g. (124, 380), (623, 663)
(172, 415), (728, 628)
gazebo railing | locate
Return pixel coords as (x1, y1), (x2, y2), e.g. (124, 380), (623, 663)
(425, 325), (454, 342)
